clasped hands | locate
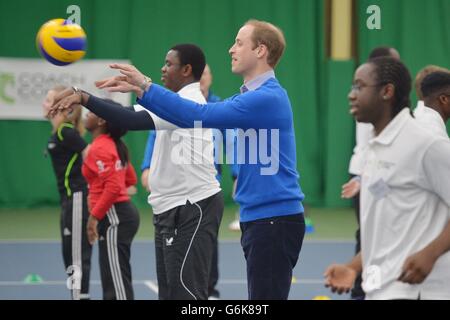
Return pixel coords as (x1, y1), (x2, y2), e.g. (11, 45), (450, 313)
(47, 64), (151, 118)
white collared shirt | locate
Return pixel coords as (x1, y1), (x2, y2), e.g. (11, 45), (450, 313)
(414, 100), (448, 140)
(240, 69), (275, 93)
(360, 108), (450, 300)
(134, 82), (221, 214)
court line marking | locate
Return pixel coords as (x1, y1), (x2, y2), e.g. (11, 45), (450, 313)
(143, 280), (159, 294)
(0, 239), (355, 244)
(0, 279), (323, 286)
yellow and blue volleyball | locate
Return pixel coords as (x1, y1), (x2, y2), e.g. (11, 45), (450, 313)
(36, 19), (87, 66)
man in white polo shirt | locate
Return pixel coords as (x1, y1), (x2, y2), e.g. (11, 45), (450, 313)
(341, 46), (401, 299)
(415, 70), (450, 139)
(49, 44), (223, 300)
(325, 57), (450, 300)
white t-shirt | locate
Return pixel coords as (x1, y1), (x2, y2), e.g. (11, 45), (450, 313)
(134, 82), (221, 214)
(360, 108), (450, 300)
(414, 100), (448, 140)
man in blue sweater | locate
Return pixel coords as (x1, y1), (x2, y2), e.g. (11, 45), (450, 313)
(79, 20), (304, 300)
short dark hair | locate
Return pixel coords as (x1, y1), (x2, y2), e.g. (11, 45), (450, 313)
(368, 57), (412, 117)
(170, 44), (206, 81)
(421, 71), (450, 99)
(414, 65), (449, 100)
(368, 46), (395, 60)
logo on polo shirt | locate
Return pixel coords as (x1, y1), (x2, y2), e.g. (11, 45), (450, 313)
(165, 237), (174, 246)
(378, 160), (395, 170)
(363, 265), (381, 292)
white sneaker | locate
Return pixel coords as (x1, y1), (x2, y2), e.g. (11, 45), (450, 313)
(228, 219), (240, 231)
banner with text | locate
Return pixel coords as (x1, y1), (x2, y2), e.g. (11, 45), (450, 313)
(0, 57), (131, 120)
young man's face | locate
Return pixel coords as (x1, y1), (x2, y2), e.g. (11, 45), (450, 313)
(348, 63), (384, 124)
(229, 25), (259, 76)
(161, 50), (185, 92)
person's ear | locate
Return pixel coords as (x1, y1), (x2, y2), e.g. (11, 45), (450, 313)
(256, 44), (268, 59)
(438, 93), (448, 106)
(444, 97), (450, 118)
(182, 64), (193, 78)
(381, 83), (395, 101)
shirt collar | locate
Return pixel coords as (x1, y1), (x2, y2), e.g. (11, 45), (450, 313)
(240, 70), (275, 93)
(415, 100), (446, 125)
(416, 100), (426, 110)
(178, 82), (201, 95)
(369, 108), (411, 146)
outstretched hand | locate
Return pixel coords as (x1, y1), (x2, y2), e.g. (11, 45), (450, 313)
(95, 75), (141, 96)
(95, 63), (150, 98)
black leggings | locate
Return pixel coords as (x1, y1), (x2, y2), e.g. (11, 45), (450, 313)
(97, 201), (140, 300)
(61, 190), (92, 299)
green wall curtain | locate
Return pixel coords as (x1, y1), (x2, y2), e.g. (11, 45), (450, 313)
(0, 0), (326, 208)
(0, 0), (448, 209)
(358, 0), (450, 118)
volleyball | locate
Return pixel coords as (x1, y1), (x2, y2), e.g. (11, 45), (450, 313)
(36, 18), (87, 66)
